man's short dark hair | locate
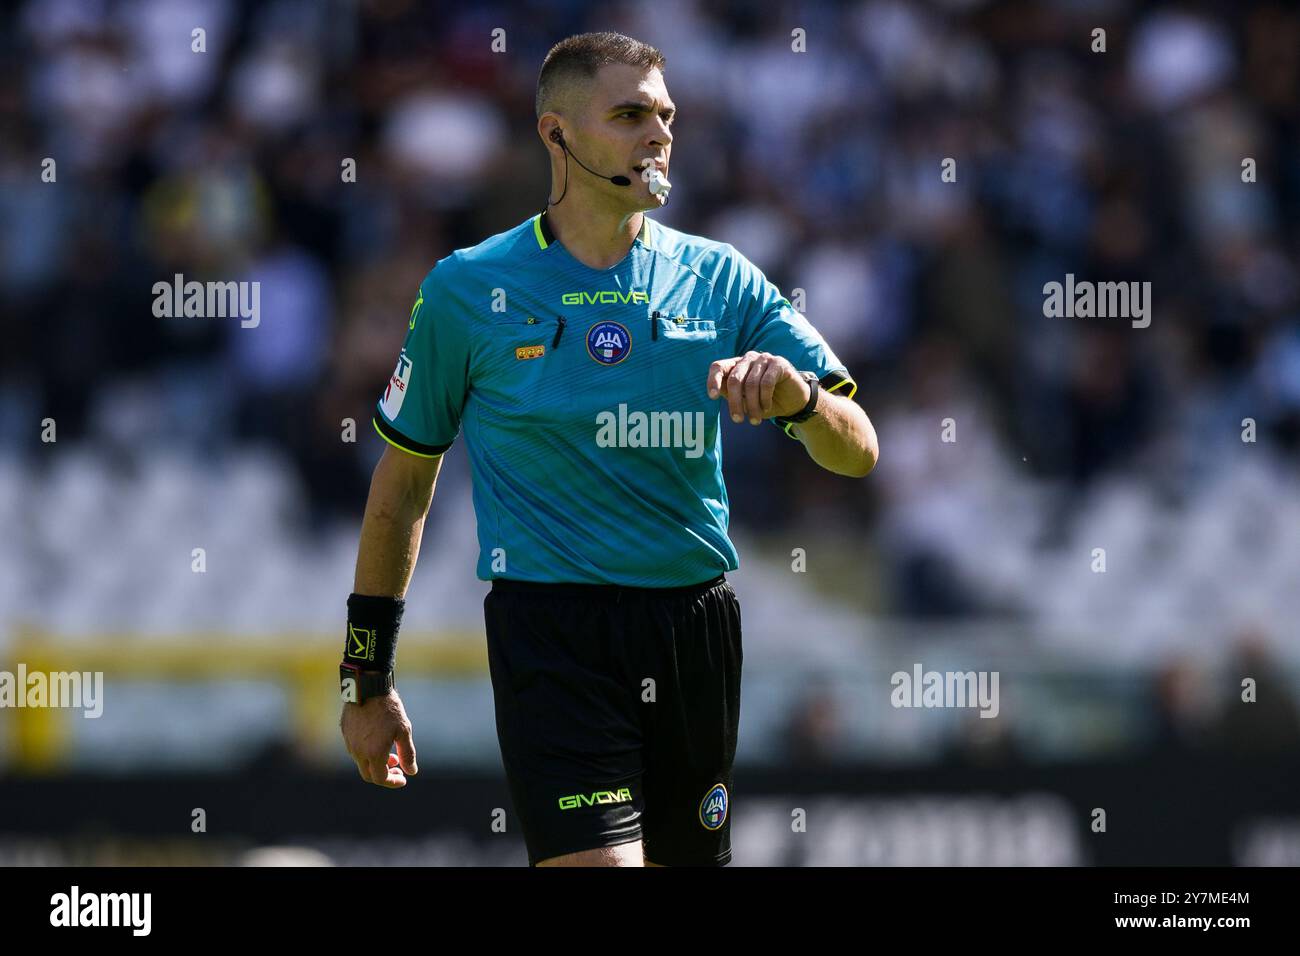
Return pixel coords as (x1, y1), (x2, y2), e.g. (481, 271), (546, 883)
(535, 32), (666, 119)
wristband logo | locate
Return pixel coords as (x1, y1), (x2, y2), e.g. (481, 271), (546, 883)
(346, 624), (375, 663)
(341, 677), (358, 703)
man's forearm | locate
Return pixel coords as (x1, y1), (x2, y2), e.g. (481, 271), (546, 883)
(353, 455), (441, 597)
(790, 392), (878, 478)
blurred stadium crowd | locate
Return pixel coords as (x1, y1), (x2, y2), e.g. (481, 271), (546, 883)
(2, 0), (1299, 765)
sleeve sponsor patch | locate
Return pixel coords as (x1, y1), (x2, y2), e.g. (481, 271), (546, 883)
(380, 350), (413, 419)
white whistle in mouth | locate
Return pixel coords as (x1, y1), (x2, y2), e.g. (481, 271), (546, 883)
(648, 170), (672, 201)
(640, 160), (672, 203)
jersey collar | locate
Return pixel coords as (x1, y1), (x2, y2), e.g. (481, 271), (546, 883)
(533, 210), (652, 251)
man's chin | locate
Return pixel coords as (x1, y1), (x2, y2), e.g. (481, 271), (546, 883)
(632, 188), (668, 210)
(620, 193), (664, 214)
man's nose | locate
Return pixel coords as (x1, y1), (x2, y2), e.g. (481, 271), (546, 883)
(649, 120), (672, 147)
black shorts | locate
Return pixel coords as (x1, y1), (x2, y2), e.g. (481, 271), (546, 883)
(483, 574), (742, 866)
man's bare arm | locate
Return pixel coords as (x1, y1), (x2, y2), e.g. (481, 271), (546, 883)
(353, 445), (444, 597)
(707, 351), (879, 479)
(788, 391), (878, 478)
(342, 444), (443, 790)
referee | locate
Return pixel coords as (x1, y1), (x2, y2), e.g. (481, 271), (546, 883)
(340, 32), (878, 867)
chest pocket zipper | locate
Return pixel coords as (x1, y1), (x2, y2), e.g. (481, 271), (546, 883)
(654, 315), (719, 341)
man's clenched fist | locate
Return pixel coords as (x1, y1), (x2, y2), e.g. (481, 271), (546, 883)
(341, 688), (418, 788)
(706, 351), (811, 424)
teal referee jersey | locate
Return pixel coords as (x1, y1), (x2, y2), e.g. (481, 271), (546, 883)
(372, 210), (856, 586)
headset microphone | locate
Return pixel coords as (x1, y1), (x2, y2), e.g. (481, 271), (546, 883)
(548, 129), (631, 205)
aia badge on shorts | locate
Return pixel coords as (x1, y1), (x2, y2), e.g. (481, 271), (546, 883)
(699, 783), (728, 830)
(586, 320), (631, 365)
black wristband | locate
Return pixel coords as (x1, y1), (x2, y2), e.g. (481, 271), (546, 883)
(343, 593), (405, 673)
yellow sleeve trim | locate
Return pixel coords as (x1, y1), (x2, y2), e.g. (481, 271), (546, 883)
(372, 418), (443, 459)
(826, 376), (857, 401)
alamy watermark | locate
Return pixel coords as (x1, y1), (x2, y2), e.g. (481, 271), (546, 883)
(1042, 273), (1151, 328)
(152, 273), (260, 327)
(50, 886), (151, 936)
(0, 665), (103, 718)
(595, 404), (706, 459)
(890, 663), (999, 718)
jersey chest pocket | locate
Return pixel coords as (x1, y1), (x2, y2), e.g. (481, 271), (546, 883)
(477, 317), (577, 421)
(647, 316), (732, 402)
(654, 316), (721, 343)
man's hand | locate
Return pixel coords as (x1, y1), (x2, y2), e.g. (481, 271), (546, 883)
(706, 351), (810, 425)
(341, 687), (418, 788)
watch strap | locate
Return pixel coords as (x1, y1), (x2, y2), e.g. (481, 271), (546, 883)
(777, 372), (858, 438)
(775, 371), (820, 426)
(340, 662), (394, 704)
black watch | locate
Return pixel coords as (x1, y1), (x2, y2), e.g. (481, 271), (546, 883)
(340, 662), (394, 704)
(775, 371), (820, 426)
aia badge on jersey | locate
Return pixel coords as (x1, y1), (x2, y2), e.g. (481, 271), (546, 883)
(381, 350), (413, 418)
(699, 783), (728, 830)
(586, 320), (631, 365)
